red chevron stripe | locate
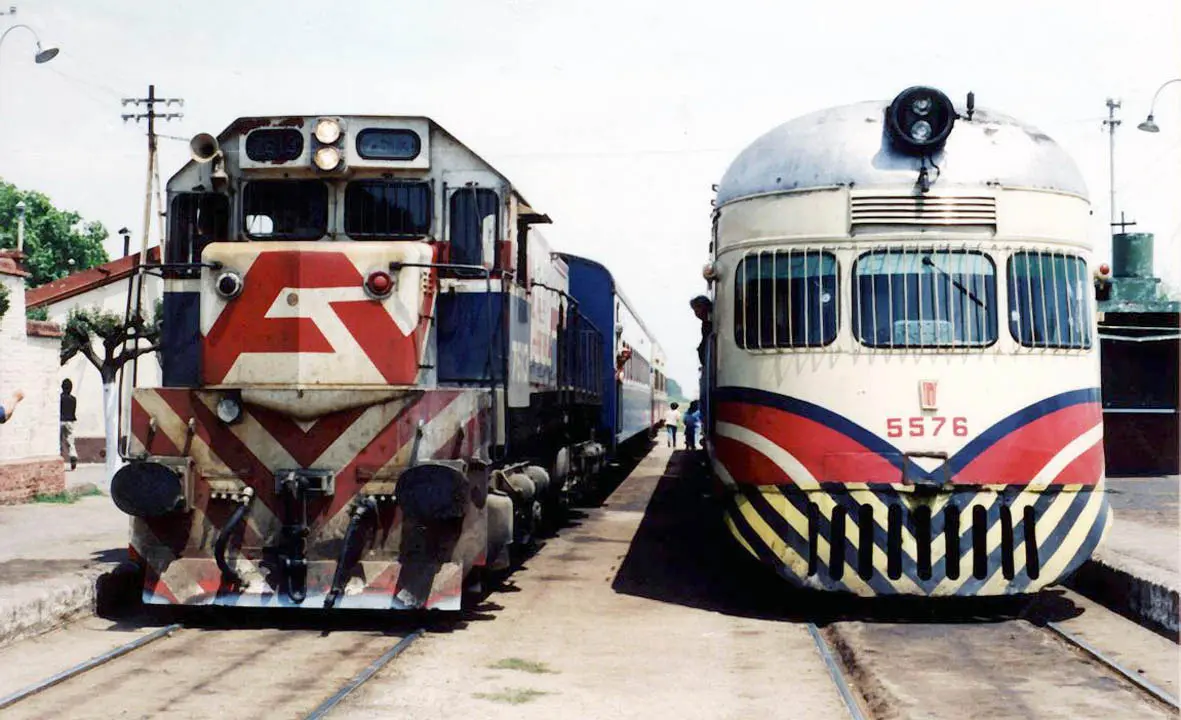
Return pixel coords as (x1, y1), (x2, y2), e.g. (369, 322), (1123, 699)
(717, 401), (903, 484)
(714, 435), (791, 485)
(955, 403), (1101, 485)
(1051, 438), (1104, 485)
(248, 404), (368, 468)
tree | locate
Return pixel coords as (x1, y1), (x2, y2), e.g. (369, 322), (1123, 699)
(0, 180), (109, 287)
(61, 305), (160, 479)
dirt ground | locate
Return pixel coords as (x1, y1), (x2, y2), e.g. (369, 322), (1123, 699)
(333, 445), (850, 719)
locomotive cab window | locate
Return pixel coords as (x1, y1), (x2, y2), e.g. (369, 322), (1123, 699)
(242, 180), (328, 240)
(167, 193), (229, 272)
(734, 250), (838, 349)
(1008, 252), (1091, 349)
(449, 188), (499, 268)
(853, 249), (997, 348)
(344, 180), (432, 238)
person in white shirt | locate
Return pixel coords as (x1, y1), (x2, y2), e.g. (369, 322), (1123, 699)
(664, 402), (681, 448)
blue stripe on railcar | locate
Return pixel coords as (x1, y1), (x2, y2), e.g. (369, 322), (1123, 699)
(161, 291), (201, 387)
(619, 381), (652, 444)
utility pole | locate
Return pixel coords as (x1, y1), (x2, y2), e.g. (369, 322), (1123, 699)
(1102, 98), (1121, 230)
(121, 85), (183, 267)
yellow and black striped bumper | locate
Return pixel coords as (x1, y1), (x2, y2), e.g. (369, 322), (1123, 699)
(724, 483), (1111, 596)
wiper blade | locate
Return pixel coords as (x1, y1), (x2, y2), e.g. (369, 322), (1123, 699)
(922, 255), (985, 308)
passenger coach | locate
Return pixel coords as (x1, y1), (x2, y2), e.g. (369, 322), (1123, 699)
(703, 87), (1108, 596)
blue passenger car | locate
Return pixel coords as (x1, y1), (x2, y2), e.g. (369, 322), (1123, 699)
(562, 254), (666, 450)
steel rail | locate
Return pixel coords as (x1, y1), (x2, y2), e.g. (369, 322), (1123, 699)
(0, 623), (182, 711)
(1043, 620), (1179, 710)
(304, 629), (424, 719)
(806, 623), (866, 720)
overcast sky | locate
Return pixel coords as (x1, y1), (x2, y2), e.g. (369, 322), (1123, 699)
(2, 0), (1178, 391)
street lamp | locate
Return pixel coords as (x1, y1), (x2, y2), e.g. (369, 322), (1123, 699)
(0, 23), (58, 65)
(1137, 78), (1181, 133)
(15, 198), (24, 252)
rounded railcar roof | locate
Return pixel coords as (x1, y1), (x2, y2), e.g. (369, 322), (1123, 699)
(716, 100), (1088, 206)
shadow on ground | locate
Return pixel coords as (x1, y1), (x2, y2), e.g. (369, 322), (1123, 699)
(611, 450), (1085, 627)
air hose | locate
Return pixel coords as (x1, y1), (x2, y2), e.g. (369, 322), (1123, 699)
(214, 487), (255, 589)
(324, 497), (377, 609)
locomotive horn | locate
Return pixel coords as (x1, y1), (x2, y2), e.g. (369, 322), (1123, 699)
(190, 132), (220, 163)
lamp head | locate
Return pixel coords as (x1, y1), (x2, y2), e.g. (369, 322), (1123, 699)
(1137, 114), (1160, 133)
(34, 43), (58, 64)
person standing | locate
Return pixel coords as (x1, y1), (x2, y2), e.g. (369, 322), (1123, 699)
(683, 400), (701, 450)
(60, 379), (78, 470)
(0, 390), (24, 424)
(664, 402), (680, 448)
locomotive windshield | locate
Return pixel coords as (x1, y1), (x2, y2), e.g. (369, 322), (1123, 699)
(243, 180), (328, 240)
(734, 250), (838, 348)
(853, 249), (997, 348)
(344, 180), (432, 238)
(1007, 252), (1091, 349)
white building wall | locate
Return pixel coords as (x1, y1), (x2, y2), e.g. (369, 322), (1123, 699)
(0, 270), (60, 464)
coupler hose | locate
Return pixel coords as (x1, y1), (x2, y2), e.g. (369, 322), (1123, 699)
(214, 487), (255, 589)
(324, 496), (377, 609)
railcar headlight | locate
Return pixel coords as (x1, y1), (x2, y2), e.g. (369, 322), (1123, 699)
(886, 86), (956, 154)
(214, 270), (243, 299)
(216, 396), (242, 424)
(314, 146), (341, 171)
(314, 118), (341, 144)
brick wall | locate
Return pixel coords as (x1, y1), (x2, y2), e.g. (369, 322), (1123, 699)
(0, 255), (65, 503)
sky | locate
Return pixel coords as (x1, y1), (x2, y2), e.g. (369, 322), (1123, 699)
(1, 0), (1178, 393)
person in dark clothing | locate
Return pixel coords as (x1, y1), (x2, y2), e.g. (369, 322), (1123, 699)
(690, 295), (713, 365)
(60, 379), (78, 470)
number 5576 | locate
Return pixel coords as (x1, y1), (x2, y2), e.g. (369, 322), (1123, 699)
(886, 416), (968, 438)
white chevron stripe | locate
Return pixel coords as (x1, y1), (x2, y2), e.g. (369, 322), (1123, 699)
(715, 421), (820, 490)
(1029, 423), (1104, 489)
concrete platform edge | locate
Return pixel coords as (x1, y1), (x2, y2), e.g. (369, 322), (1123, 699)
(1066, 556), (1179, 640)
(0, 562), (140, 649)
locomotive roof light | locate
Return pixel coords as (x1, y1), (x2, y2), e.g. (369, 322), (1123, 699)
(886, 86), (957, 155)
(314, 118), (342, 144)
(214, 270), (243, 300)
(314, 146), (342, 171)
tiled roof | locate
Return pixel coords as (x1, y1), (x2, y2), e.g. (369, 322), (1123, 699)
(26, 246), (161, 309)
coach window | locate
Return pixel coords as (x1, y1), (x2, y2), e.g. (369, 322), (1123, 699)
(852, 249), (997, 348)
(1008, 252), (1091, 349)
(167, 193), (228, 272)
(734, 250), (838, 349)
(450, 188), (499, 267)
(242, 181), (328, 240)
(344, 180), (432, 238)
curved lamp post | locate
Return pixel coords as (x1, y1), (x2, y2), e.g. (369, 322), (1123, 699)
(1138, 78), (1181, 133)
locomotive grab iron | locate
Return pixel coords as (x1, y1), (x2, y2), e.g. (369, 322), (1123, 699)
(111, 115), (668, 610)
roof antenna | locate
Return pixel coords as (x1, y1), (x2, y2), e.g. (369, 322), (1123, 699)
(966, 91), (976, 121)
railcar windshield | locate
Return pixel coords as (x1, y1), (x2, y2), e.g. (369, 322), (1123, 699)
(243, 180), (328, 240)
(1007, 252), (1091, 349)
(853, 249), (997, 348)
(734, 250), (838, 348)
(344, 180), (432, 238)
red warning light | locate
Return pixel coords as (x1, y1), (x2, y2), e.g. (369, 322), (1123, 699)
(365, 270), (393, 298)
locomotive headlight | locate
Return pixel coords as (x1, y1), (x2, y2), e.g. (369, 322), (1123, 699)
(314, 146), (341, 171)
(214, 270), (243, 300)
(216, 396), (242, 424)
(314, 118), (341, 144)
(886, 86), (956, 154)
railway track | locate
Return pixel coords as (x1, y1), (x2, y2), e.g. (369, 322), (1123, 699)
(812, 592), (1179, 720)
(0, 619), (424, 719)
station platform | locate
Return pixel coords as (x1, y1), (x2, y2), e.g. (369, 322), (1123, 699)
(1070, 475), (1180, 637)
(0, 464), (128, 647)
